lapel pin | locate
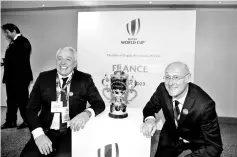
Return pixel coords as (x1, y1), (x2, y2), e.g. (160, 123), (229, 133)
(183, 109), (189, 115)
(69, 92), (73, 96)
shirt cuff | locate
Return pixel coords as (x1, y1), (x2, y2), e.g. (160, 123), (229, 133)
(32, 127), (45, 139)
(145, 116), (156, 122)
(86, 108), (95, 118)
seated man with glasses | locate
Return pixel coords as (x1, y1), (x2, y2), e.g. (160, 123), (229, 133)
(140, 61), (223, 157)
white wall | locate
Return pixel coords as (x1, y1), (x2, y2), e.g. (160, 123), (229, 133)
(195, 10), (237, 118)
(1, 9), (237, 117)
(1, 10), (77, 108)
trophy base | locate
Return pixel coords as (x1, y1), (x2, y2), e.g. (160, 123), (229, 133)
(109, 113), (128, 119)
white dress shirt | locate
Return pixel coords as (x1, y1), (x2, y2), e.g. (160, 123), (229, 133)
(172, 87), (189, 143)
(13, 33), (21, 40)
(172, 88), (188, 127)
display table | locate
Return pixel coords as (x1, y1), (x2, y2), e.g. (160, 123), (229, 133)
(72, 107), (151, 157)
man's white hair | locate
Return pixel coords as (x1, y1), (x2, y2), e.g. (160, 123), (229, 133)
(56, 46), (77, 61)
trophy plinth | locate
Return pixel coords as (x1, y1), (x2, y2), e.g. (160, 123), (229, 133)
(102, 70), (137, 119)
(109, 113), (128, 119)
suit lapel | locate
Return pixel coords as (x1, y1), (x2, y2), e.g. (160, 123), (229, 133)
(50, 70), (57, 101)
(167, 98), (175, 120)
(162, 84), (176, 125)
(165, 94), (176, 127)
(49, 70), (57, 121)
(69, 70), (78, 111)
(178, 89), (195, 125)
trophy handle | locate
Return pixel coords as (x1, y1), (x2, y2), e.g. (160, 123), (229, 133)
(102, 74), (110, 87)
(127, 89), (138, 102)
(127, 78), (137, 89)
(102, 88), (112, 100)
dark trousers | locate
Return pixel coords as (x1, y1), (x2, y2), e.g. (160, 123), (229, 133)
(155, 135), (203, 157)
(20, 128), (71, 157)
(5, 82), (30, 123)
(155, 140), (193, 157)
(154, 124), (196, 157)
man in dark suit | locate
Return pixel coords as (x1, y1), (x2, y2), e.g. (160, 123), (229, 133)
(20, 46), (105, 157)
(1, 23), (33, 129)
(141, 62), (223, 157)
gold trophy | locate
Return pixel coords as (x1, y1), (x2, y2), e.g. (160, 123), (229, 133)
(102, 71), (137, 118)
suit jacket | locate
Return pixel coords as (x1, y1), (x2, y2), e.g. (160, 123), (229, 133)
(26, 69), (105, 132)
(143, 82), (223, 157)
(2, 35), (33, 84)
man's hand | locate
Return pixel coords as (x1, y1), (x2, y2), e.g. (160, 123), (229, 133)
(35, 134), (53, 155)
(70, 111), (90, 132)
(140, 119), (157, 138)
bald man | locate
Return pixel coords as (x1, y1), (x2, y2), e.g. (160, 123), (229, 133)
(141, 62), (223, 157)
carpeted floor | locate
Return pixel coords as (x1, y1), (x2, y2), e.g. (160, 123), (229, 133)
(1, 107), (237, 157)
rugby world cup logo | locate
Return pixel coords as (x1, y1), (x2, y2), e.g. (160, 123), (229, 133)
(98, 143), (119, 157)
(126, 18), (140, 36)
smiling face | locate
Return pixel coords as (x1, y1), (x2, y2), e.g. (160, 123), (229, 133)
(56, 47), (77, 76)
(164, 62), (190, 99)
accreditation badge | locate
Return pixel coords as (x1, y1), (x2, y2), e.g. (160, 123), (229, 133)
(51, 101), (63, 113)
(61, 107), (70, 123)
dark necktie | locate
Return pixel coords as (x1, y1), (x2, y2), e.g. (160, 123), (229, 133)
(61, 77), (68, 107)
(174, 100), (180, 121)
(60, 77), (68, 134)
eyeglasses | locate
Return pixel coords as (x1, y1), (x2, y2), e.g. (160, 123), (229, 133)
(164, 73), (189, 83)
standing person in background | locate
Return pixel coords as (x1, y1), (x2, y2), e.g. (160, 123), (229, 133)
(20, 47), (105, 157)
(1, 23), (33, 129)
(141, 61), (223, 157)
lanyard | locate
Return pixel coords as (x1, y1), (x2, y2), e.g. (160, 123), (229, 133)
(56, 72), (74, 101)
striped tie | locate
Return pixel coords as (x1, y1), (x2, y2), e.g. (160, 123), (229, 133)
(60, 77), (68, 134)
(174, 100), (180, 121)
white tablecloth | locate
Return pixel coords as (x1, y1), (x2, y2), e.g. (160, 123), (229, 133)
(72, 107), (151, 157)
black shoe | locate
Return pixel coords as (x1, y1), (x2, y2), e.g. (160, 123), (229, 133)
(17, 122), (28, 129)
(1, 122), (17, 129)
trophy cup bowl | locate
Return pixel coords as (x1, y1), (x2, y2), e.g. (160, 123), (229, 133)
(109, 79), (128, 118)
(102, 71), (137, 119)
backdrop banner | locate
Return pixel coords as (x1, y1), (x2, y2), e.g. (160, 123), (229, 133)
(77, 10), (196, 110)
